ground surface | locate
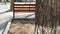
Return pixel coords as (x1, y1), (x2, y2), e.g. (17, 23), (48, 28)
(8, 19), (35, 34)
(0, 3), (10, 13)
(0, 11), (35, 34)
(7, 19), (60, 34)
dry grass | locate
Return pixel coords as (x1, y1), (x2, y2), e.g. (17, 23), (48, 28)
(8, 19), (35, 34)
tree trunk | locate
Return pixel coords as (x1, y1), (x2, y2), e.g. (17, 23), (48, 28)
(10, 0), (14, 11)
(35, 0), (58, 34)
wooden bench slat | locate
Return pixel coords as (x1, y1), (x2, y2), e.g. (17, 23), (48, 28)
(14, 6), (35, 8)
(14, 4), (35, 6)
(14, 8), (35, 10)
(14, 10), (35, 11)
(14, 4), (35, 12)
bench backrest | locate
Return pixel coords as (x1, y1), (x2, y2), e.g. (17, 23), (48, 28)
(14, 3), (35, 12)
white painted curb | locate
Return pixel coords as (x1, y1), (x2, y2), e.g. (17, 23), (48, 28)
(3, 21), (11, 34)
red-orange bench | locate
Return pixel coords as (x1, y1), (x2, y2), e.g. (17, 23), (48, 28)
(14, 3), (35, 12)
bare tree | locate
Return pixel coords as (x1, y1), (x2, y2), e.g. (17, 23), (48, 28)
(35, 0), (58, 34)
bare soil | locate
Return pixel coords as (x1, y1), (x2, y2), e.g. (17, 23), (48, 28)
(8, 19), (35, 34)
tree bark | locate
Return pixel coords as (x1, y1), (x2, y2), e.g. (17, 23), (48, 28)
(35, 0), (58, 34)
(10, 0), (14, 11)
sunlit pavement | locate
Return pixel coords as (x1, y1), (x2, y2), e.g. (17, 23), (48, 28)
(0, 12), (13, 34)
(0, 11), (35, 34)
(0, 3), (12, 34)
(0, 3), (10, 14)
(15, 12), (35, 19)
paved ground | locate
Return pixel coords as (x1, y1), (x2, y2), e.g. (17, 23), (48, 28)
(0, 3), (12, 34)
(0, 11), (35, 34)
(0, 3), (10, 14)
(0, 12), (13, 34)
(8, 19), (60, 34)
(8, 19), (35, 34)
(15, 12), (35, 19)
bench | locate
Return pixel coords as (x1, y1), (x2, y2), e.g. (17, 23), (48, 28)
(14, 3), (35, 12)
